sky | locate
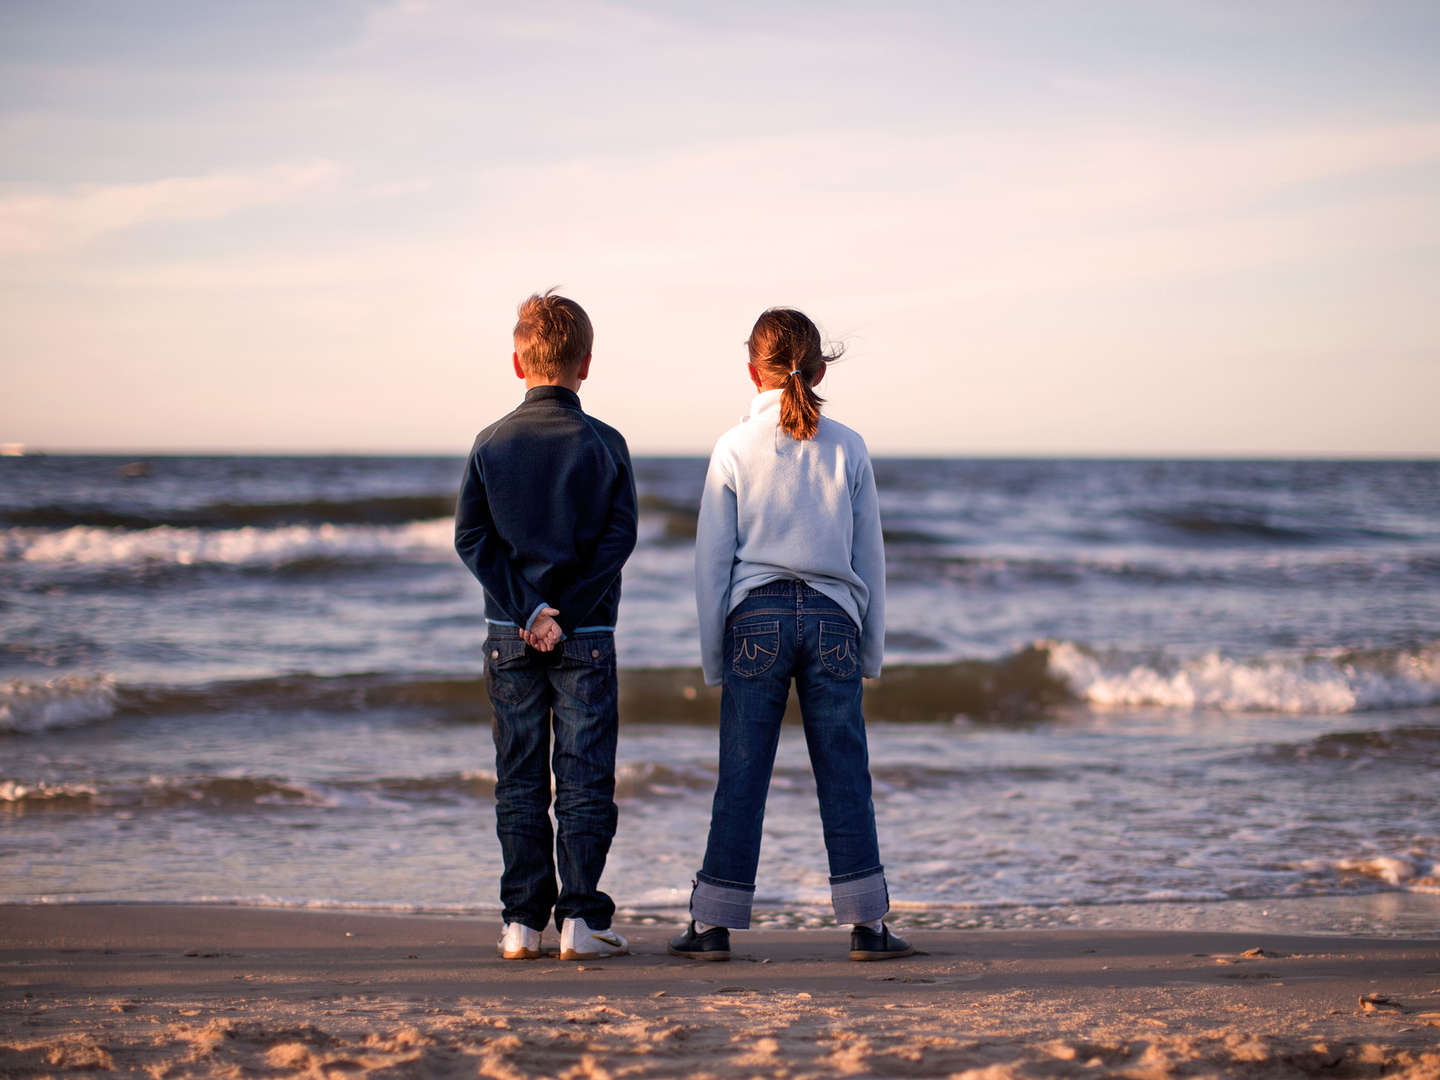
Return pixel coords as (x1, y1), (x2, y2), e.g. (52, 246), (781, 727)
(2, 0), (1438, 456)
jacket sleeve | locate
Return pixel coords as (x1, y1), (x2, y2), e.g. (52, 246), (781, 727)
(851, 453), (886, 679)
(454, 446), (549, 627)
(694, 448), (738, 686)
(547, 436), (639, 634)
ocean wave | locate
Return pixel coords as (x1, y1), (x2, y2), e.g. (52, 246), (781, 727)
(637, 493), (699, 543)
(1277, 724), (1440, 767)
(2, 494), (457, 531)
(0, 774), (332, 812)
(103, 659), (1068, 727)
(1134, 506), (1324, 543)
(0, 772), (494, 814)
(5, 508), (692, 573)
(0, 762), (718, 815)
(0, 674), (116, 734)
(5, 519), (456, 571)
(896, 547), (1440, 590)
(5, 641), (1436, 738)
(0, 779), (100, 809)
(1294, 854), (1440, 894)
(338, 762), (712, 802)
(1130, 504), (1411, 545)
(8, 520), (1432, 598)
(112, 673), (497, 721)
(1043, 640), (1440, 713)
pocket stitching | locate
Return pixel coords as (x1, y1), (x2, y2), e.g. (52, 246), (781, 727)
(818, 621), (859, 678)
(729, 619), (780, 678)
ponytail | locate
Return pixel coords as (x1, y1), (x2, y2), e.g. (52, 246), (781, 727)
(780, 368), (824, 441)
(746, 308), (843, 441)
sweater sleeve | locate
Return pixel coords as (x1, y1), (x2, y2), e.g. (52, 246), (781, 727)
(851, 453), (886, 678)
(694, 448), (738, 686)
(453, 447), (548, 627)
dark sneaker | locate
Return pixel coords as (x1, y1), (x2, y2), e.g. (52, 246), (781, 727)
(667, 921), (731, 961)
(849, 923), (916, 961)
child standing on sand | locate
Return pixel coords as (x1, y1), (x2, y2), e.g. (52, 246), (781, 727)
(669, 308), (913, 962)
(455, 290), (637, 961)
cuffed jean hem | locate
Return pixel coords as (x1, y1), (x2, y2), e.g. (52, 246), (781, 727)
(691, 873), (756, 930)
(831, 868), (888, 924)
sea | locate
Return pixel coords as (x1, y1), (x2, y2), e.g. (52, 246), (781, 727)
(3, 454), (1438, 936)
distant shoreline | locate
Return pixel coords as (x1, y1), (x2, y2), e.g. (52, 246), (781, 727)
(5, 449), (1439, 461)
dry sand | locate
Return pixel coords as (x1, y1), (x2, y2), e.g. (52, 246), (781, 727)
(2, 904), (1438, 1078)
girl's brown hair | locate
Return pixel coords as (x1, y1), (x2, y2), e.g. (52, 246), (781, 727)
(746, 308), (843, 441)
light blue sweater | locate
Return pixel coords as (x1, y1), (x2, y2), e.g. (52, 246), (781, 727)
(694, 389), (886, 686)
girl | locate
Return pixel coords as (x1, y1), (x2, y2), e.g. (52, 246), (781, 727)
(668, 308), (913, 962)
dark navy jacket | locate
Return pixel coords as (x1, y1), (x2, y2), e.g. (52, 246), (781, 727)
(454, 386), (637, 636)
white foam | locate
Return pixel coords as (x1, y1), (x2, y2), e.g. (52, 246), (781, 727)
(0, 779), (98, 803)
(5, 519), (455, 570)
(0, 674), (116, 733)
(1296, 854), (1440, 894)
(1044, 640), (1440, 714)
(1335, 855), (1417, 886)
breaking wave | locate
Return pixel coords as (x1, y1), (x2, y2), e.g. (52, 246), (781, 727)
(1044, 640), (1440, 713)
(5, 509), (690, 574)
(0, 674), (117, 734)
(5, 519), (455, 571)
(5, 640), (1437, 738)
(1295, 854), (1440, 894)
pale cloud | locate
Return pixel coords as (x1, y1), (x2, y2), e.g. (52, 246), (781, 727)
(21, 119), (1438, 302)
(0, 161), (340, 255)
(355, 0), (669, 51)
(435, 119), (1440, 296)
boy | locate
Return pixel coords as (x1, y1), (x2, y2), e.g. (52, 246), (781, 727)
(455, 290), (638, 960)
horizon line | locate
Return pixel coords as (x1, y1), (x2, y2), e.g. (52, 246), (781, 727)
(4, 445), (1438, 463)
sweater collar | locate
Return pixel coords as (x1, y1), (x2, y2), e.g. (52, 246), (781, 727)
(524, 385), (582, 409)
(745, 388), (784, 421)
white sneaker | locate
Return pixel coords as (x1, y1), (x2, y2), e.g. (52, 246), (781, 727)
(559, 918), (628, 960)
(498, 922), (541, 959)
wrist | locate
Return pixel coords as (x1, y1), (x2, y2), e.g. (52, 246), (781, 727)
(524, 602), (551, 631)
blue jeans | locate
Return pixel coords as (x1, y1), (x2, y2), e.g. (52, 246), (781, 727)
(485, 626), (619, 933)
(693, 581), (888, 929)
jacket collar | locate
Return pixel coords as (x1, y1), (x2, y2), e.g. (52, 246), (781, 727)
(524, 385), (582, 409)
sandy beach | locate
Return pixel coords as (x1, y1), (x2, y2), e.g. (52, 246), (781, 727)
(2, 905), (1438, 1078)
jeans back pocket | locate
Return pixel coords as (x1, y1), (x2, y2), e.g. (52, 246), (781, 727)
(485, 635), (536, 704)
(729, 619), (780, 678)
(818, 620), (859, 678)
(556, 634), (616, 707)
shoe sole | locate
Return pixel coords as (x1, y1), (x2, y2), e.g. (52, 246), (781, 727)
(560, 947), (628, 960)
(499, 947), (541, 959)
(666, 945), (731, 961)
(849, 946), (917, 961)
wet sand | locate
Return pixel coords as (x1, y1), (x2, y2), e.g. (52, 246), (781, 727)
(2, 904), (1438, 1077)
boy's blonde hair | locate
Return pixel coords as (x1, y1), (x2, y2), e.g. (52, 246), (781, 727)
(513, 289), (593, 380)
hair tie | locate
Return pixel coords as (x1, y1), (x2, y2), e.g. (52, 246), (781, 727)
(788, 369), (802, 377)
